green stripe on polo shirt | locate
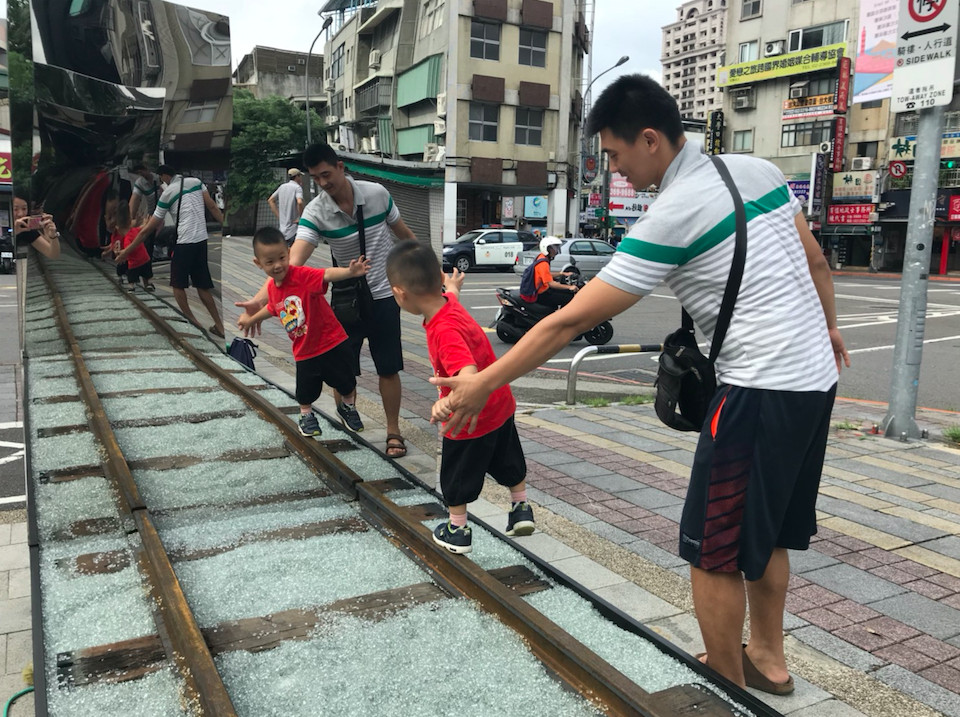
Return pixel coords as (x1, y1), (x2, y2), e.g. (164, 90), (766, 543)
(387, 196), (394, 213)
(298, 217), (320, 233)
(316, 209), (390, 239)
(156, 182), (203, 209)
(618, 184), (791, 266)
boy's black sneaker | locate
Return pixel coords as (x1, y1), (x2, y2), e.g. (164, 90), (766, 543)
(433, 521), (472, 554)
(506, 502), (535, 537)
(298, 412), (322, 437)
(336, 402), (364, 432)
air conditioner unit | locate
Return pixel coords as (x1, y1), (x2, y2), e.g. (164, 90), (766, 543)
(324, 79), (335, 92)
(326, 115), (340, 125)
(436, 92), (447, 117)
(851, 157), (873, 171)
(370, 134), (379, 152)
(287, 65), (297, 72)
(298, 58), (306, 65)
(818, 141), (833, 154)
(423, 142), (439, 162)
(360, 137), (371, 153)
(337, 143), (348, 153)
(789, 85), (808, 99)
(434, 118), (447, 135)
(368, 49), (381, 70)
(764, 40), (785, 57)
(734, 94), (752, 110)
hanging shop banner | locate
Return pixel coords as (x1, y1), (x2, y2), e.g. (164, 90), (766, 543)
(782, 94), (836, 120)
(828, 203), (875, 224)
(832, 116), (847, 170)
(950, 196), (960, 222)
(810, 152), (828, 215)
(853, 0), (899, 104)
(0, 153), (11, 185)
(835, 56), (851, 113)
(787, 179), (811, 205)
(502, 197), (514, 219)
(832, 170), (880, 201)
(717, 43), (846, 87)
(889, 132), (960, 160)
(706, 110), (723, 155)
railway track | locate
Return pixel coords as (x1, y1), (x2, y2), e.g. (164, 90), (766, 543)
(21, 252), (777, 716)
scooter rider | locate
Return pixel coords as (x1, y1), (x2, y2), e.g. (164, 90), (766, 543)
(521, 236), (578, 309)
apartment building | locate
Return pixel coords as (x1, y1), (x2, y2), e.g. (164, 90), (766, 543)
(319, 0), (587, 246)
(234, 46), (326, 111)
(661, 0), (726, 120)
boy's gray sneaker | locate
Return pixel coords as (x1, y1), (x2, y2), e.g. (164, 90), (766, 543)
(298, 412), (322, 437)
(506, 502), (535, 536)
(336, 402), (364, 432)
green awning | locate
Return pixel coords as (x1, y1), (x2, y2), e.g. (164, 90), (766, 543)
(344, 161), (443, 188)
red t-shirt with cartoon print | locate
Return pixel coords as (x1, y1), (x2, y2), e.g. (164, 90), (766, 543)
(425, 293), (516, 440)
(266, 265), (348, 361)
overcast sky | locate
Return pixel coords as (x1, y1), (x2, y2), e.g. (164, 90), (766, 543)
(186, 1), (678, 96)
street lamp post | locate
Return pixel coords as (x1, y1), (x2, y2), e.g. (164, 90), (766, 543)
(576, 55), (628, 235)
(305, 13), (334, 147)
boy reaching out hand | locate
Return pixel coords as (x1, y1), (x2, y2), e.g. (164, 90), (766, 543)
(386, 241), (534, 554)
(239, 227), (369, 437)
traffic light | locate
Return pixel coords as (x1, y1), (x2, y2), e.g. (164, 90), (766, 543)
(942, 159), (957, 170)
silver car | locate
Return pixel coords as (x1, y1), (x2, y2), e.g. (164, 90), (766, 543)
(513, 238), (617, 279)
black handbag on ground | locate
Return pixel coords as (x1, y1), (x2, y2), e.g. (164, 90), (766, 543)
(329, 204), (375, 326)
(152, 178), (184, 262)
(654, 155), (747, 432)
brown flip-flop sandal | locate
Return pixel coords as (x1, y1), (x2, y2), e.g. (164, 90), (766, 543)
(742, 645), (794, 695)
(385, 434), (407, 458)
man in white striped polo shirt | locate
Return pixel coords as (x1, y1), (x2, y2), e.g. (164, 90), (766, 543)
(237, 144), (416, 457)
(431, 75), (850, 695)
(119, 164), (225, 338)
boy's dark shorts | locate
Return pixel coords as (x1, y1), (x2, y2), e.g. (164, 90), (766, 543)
(170, 241), (213, 290)
(295, 341), (358, 406)
(341, 296), (403, 377)
(127, 262), (153, 283)
(679, 383), (836, 582)
(440, 417), (526, 506)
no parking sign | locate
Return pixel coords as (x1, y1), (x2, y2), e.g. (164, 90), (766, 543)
(889, 160), (908, 178)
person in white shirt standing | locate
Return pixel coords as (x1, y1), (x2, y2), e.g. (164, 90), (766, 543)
(268, 168), (305, 247)
(117, 164), (226, 338)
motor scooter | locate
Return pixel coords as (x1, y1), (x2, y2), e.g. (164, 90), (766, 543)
(0, 232), (14, 274)
(493, 275), (614, 345)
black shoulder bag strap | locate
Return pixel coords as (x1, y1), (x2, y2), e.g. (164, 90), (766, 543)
(681, 155), (748, 362)
(331, 202), (367, 267)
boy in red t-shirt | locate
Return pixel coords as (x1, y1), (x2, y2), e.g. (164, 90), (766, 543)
(386, 241), (534, 554)
(238, 227), (370, 437)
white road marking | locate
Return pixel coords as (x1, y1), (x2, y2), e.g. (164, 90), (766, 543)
(848, 334), (960, 354)
(0, 451), (24, 466)
(0, 495), (26, 505)
(0, 422), (23, 430)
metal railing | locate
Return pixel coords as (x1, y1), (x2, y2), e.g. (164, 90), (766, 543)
(566, 343), (663, 405)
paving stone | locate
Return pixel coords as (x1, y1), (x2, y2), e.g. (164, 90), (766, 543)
(787, 699), (869, 717)
(588, 521), (638, 546)
(904, 634), (960, 663)
(0, 525), (10, 546)
(918, 663), (960, 697)
(802, 563), (907, 604)
(796, 607), (854, 631)
(512, 531), (580, 562)
(869, 592), (960, 640)
(545, 500), (599, 526)
(653, 502), (684, 524)
(623, 538), (688, 569)
(919, 534), (960, 562)
(0, 597), (30, 635)
(6, 569), (28, 601)
(869, 563), (925, 585)
(916, 482), (960, 504)
(4, 630), (30, 675)
(618, 486), (685, 510)
(790, 625), (886, 672)
(873, 642), (939, 671)
(817, 496), (947, 543)
(575, 472), (644, 493)
(744, 673), (833, 714)
(825, 599), (883, 624)
(0, 544), (29, 573)
(645, 612), (705, 657)
(594, 581), (683, 623)
(905, 579), (954, 600)
(873, 663), (960, 717)
(526, 486), (563, 507)
(550, 555), (625, 591)
(790, 548), (841, 574)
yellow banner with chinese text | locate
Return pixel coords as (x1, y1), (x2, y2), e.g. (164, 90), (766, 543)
(717, 43), (846, 88)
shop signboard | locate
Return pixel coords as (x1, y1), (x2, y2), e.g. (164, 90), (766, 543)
(707, 110), (723, 155)
(833, 116), (847, 170)
(891, 0), (958, 112)
(788, 179), (811, 205)
(832, 170), (880, 201)
(828, 203), (875, 224)
(0, 153), (10, 185)
(502, 197), (514, 219)
(588, 192), (601, 207)
(835, 56), (851, 113)
(523, 195), (548, 219)
(950, 195), (960, 222)
(889, 132), (960, 159)
(810, 152), (827, 215)
(782, 94), (836, 120)
(717, 43), (847, 87)
(609, 172), (638, 199)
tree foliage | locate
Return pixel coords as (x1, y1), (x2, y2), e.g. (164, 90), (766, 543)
(227, 88), (324, 218)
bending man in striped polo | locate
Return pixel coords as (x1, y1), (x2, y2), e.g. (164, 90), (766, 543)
(237, 143), (417, 457)
(431, 74), (850, 695)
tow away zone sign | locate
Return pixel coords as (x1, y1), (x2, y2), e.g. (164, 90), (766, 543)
(892, 0), (958, 112)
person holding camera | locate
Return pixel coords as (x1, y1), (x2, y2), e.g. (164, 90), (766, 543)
(236, 143), (416, 457)
(13, 194), (60, 259)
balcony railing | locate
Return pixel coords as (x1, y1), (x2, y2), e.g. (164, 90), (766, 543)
(356, 77), (393, 114)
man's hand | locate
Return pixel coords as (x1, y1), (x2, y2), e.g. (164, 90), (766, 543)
(429, 373), (487, 435)
(829, 327), (851, 373)
(347, 255), (371, 277)
(234, 298), (266, 336)
(237, 312), (260, 334)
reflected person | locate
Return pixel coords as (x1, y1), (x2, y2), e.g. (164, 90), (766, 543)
(13, 194), (61, 259)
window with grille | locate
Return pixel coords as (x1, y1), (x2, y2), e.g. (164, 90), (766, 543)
(456, 199), (467, 225)
(469, 103), (499, 141)
(515, 108), (544, 146)
(519, 29), (547, 67)
(781, 120), (833, 148)
(741, 0), (761, 20)
(470, 20), (500, 61)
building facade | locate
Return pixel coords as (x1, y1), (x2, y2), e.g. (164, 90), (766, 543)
(661, 0), (726, 120)
(319, 0), (587, 246)
(234, 46), (326, 111)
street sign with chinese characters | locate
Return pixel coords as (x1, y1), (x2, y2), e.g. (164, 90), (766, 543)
(892, 0), (958, 112)
(832, 170), (880, 201)
(828, 203), (875, 224)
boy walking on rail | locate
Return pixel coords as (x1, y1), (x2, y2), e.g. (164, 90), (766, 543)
(238, 227), (369, 437)
(385, 241), (534, 554)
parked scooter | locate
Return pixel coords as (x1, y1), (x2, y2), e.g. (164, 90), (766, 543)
(493, 275), (614, 345)
(0, 232), (14, 274)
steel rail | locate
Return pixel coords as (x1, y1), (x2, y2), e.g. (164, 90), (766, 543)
(39, 261), (238, 717)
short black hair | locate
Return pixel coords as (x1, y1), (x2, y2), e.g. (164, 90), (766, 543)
(386, 240), (440, 295)
(586, 74), (684, 146)
(157, 164), (175, 177)
(303, 143), (340, 170)
(252, 226), (286, 252)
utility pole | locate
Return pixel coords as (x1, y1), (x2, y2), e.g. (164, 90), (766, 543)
(881, 105), (946, 439)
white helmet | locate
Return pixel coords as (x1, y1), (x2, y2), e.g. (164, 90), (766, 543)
(539, 236), (563, 255)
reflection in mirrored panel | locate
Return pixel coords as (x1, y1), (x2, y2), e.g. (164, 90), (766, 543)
(11, 0), (231, 343)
